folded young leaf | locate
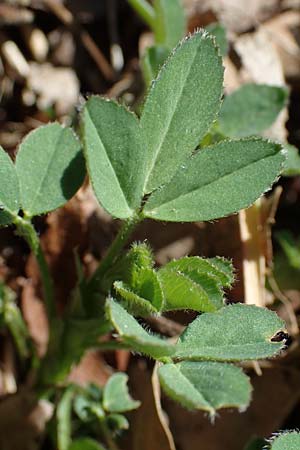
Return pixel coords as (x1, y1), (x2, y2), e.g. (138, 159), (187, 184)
(143, 138), (285, 222)
(158, 268), (224, 312)
(141, 30), (223, 193)
(16, 123), (85, 217)
(153, 0), (186, 49)
(0, 146), (20, 226)
(106, 299), (175, 359)
(163, 256), (234, 288)
(174, 304), (285, 361)
(103, 373), (141, 413)
(114, 266), (164, 315)
(114, 280), (160, 316)
(57, 386), (75, 450)
(269, 431), (300, 450)
(218, 84), (288, 138)
(158, 361), (251, 416)
(83, 97), (145, 219)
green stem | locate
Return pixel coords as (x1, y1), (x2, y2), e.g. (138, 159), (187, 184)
(127, 0), (155, 29)
(14, 216), (55, 321)
(99, 419), (121, 450)
(88, 214), (141, 291)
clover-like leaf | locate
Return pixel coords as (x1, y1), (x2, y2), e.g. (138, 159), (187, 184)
(268, 431), (300, 450)
(218, 84), (288, 138)
(174, 304), (285, 361)
(103, 373), (141, 413)
(114, 266), (164, 316)
(143, 138), (285, 222)
(106, 299), (175, 359)
(0, 146), (20, 226)
(158, 361), (251, 415)
(158, 268), (224, 312)
(83, 97), (145, 219)
(141, 30), (223, 193)
(16, 123), (85, 217)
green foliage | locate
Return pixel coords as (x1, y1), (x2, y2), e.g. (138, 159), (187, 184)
(0, 146), (20, 225)
(158, 361), (251, 416)
(143, 139), (285, 222)
(158, 262), (224, 312)
(106, 299), (176, 359)
(267, 431), (300, 450)
(82, 97), (145, 219)
(0, 24), (290, 448)
(141, 31), (223, 193)
(16, 123), (85, 217)
(103, 373), (141, 412)
(57, 386), (76, 450)
(0, 123), (84, 224)
(0, 282), (29, 358)
(174, 304), (285, 361)
(218, 84), (288, 138)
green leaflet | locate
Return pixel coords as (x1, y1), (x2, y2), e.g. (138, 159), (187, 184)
(0, 146), (20, 226)
(143, 138), (285, 222)
(158, 256), (233, 312)
(282, 144), (300, 176)
(158, 361), (251, 415)
(158, 268), (224, 312)
(163, 256), (234, 287)
(68, 438), (106, 450)
(106, 299), (175, 359)
(153, 0), (186, 49)
(103, 373), (141, 413)
(57, 386), (76, 450)
(113, 243), (164, 315)
(174, 304), (285, 361)
(268, 431), (300, 450)
(218, 84), (288, 138)
(114, 266), (164, 315)
(141, 30), (223, 193)
(83, 97), (145, 219)
(16, 123), (85, 217)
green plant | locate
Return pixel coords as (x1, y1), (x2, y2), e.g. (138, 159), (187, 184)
(244, 430), (300, 450)
(0, 30), (289, 449)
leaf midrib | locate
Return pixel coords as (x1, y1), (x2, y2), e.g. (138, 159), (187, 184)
(145, 150), (281, 211)
(86, 110), (133, 215)
(21, 127), (63, 214)
(142, 37), (201, 191)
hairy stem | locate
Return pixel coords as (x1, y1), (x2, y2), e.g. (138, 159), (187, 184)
(14, 217), (55, 321)
(88, 214), (141, 291)
(127, 0), (155, 28)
